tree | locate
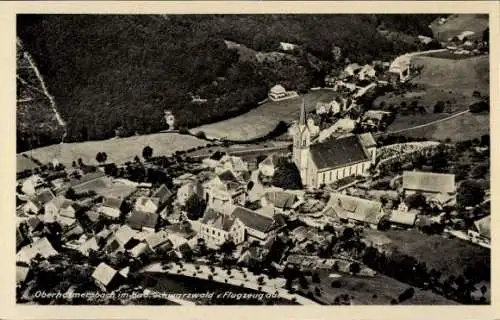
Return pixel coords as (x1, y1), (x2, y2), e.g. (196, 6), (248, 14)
(142, 146), (153, 161)
(312, 272), (320, 283)
(471, 164), (488, 179)
(96, 152), (107, 164)
(271, 159), (303, 190)
(220, 240), (236, 256)
(457, 180), (485, 207)
(349, 262), (361, 275)
(77, 158), (84, 167)
(433, 101), (445, 113)
(65, 187), (77, 200)
(184, 194), (206, 220)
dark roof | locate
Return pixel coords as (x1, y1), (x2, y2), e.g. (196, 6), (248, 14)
(210, 151), (226, 161)
(231, 206), (283, 234)
(152, 184), (173, 203)
(27, 216), (43, 230)
(70, 171), (106, 187)
(36, 189), (55, 205)
(201, 208), (236, 231)
(218, 170), (239, 184)
(265, 192), (297, 209)
(310, 135), (369, 170)
(127, 211), (159, 230)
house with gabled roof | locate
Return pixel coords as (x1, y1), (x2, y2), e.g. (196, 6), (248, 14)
(91, 262), (124, 292)
(24, 189), (55, 214)
(127, 210), (159, 233)
(230, 206), (286, 243)
(99, 197), (123, 219)
(145, 230), (171, 251)
(104, 225), (137, 253)
(134, 196), (160, 214)
(199, 208), (245, 248)
(203, 169), (247, 210)
(16, 265), (31, 286)
(258, 153), (285, 177)
(43, 195), (71, 223)
(152, 184), (173, 205)
(323, 193), (385, 229)
(16, 237), (58, 265)
(79, 236), (100, 256)
(261, 191), (297, 213)
(468, 215), (490, 245)
(402, 171), (456, 198)
(388, 210), (417, 228)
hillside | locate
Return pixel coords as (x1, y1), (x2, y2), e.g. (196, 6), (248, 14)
(17, 14), (439, 152)
(430, 14), (489, 42)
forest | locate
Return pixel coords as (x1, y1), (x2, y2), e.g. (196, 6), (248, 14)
(17, 14), (440, 151)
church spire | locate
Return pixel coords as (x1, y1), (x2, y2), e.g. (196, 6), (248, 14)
(299, 98), (306, 126)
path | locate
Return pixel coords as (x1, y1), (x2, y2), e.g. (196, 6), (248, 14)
(375, 110), (470, 137)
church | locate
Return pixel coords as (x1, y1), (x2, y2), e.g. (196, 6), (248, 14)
(292, 101), (376, 188)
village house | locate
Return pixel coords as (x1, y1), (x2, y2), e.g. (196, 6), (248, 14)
(357, 64), (377, 81)
(92, 262), (125, 292)
(467, 215), (490, 245)
(388, 210), (418, 229)
(104, 225), (137, 253)
(127, 211), (159, 233)
(344, 63), (362, 77)
(230, 206), (286, 244)
(134, 196), (160, 214)
(216, 155), (249, 177)
(389, 54), (411, 83)
(202, 151), (226, 169)
(199, 208), (246, 248)
(176, 181), (204, 207)
(260, 191), (297, 214)
(268, 84), (298, 101)
(402, 171), (456, 199)
(152, 184), (174, 206)
(145, 230), (172, 252)
(43, 195), (71, 223)
(98, 197), (124, 219)
(203, 170), (247, 212)
(23, 188), (55, 214)
(16, 265), (31, 286)
(315, 96), (343, 115)
(293, 101), (376, 188)
(16, 237), (58, 265)
(280, 42), (298, 51)
(258, 153), (285, 177)
(78, 236), (100, 256)
(129, 242), (151, 258)
(362, 110), (392, 127)
(21, 174), (45, 196)
(322, 193), (385, 229)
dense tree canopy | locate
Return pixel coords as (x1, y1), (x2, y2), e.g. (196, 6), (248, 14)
(17, 14), (439, 151)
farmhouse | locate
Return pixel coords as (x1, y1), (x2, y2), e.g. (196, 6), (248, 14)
(152, 184), (173, 205)
(91, 262), (124, 292)
(23, 188), (55, 214)
(230, 206), (286, 243)
(145, 230), (171, 251)
(21, 174), (45, 196)
(16, 237), (58, 265)
(293, 101), (376, 188)
(199, 208), (246, 248)
(389, 54), (411, 83)
(323, 193), (385, 228)
(388, 210), (418, 228)
(134, 196), (160, 214)
(127, 211), (159, 233)
(467, 215), (490, 245)
(268, 84), (298, 101)
(99, 197), (123, 219)
(280, 42), (298, 51)
(402, 171), (456, 198)
(358, 64), (377, 80)
(261, 191), (297, 213)
(176, 181), (204, 206)
(203, 169), (247, 212)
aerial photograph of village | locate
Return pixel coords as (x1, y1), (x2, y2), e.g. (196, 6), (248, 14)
(15, 14), (490, 306)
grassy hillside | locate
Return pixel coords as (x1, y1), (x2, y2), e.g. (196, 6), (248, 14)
(191, 89), (338, 141)
(17, 14), (439, 152)
(430, 14), (489, 42)
(22, 132), (208, 167)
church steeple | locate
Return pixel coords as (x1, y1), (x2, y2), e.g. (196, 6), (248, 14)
(299, 98), (306, 127)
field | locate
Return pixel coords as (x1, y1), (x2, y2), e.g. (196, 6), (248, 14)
(411, 55), (489, 96)
(365, 229), (490, 282)
(191, 89), (339, 141)
(429, 14), (489, 42)
(302, 271), (455, 305)
(397, 112), (489, 142)
(422, 50), (481, 60)
(16, 155), (40, 173)
(375, 54), (489, 136)
(21, 133), (208, 167)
